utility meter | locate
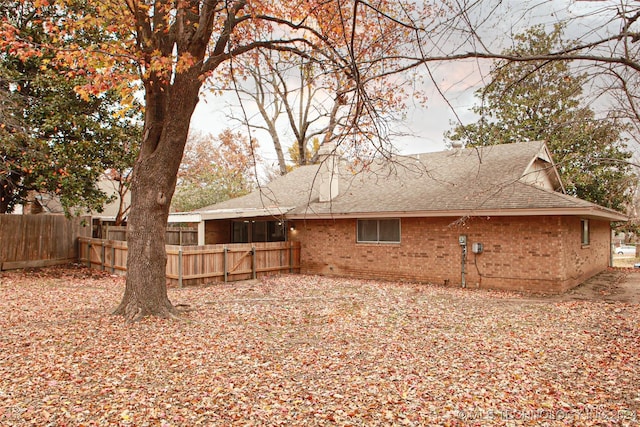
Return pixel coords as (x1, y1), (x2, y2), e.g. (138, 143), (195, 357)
(458, 235), (467, 245)
(472, 242), (484, 254)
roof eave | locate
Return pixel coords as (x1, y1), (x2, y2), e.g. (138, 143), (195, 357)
(168, 207), (295, 222)
(285, 207), (628, 222)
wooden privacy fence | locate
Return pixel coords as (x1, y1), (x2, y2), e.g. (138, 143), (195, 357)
(0, 214), (91, 270)
(77, 237), (301, 286)
(103, 226), (198, 245)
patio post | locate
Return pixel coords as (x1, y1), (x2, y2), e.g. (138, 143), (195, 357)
(178, 247), (183, 288)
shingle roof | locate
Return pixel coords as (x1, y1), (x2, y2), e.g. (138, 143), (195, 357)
(198, 141), (627, 221)
(197, 163), (323, 211)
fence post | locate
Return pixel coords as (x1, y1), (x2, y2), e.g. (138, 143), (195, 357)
(252, 246), (256, 280)
(111, 244), (116, 273)
(178, 247), (183, 288)
(87, 241), (92, 268)
(289, 241), (293, 273)
(100, 241), (105, 271)
(223, 246), (228, 283)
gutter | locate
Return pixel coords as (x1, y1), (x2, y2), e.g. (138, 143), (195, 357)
(285, 207), (628, 222)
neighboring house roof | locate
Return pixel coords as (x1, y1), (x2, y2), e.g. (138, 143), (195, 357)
(197, 141), (628, 222)
(18, 191), (65, 214)
(15, 175), (129, 219)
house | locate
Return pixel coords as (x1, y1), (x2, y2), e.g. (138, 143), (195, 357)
(171, 141), (627, 293)
(13, 174), (131, 239)
(89, 172), (132, 238)
(17, 191), (65, 214)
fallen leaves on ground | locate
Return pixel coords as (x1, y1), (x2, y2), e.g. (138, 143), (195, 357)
(0, 265), (638, 426)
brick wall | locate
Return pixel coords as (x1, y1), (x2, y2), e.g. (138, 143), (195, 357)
(290, 215), (611, 293)
(559, 217), (610, 291)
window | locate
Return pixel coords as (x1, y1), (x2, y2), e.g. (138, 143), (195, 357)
(581, 219), (590, 246)
(357, 219), (400, 243)
(232, 221), (250, 243)
(267, 221), (286, 242)
(252, 221), (267, 242)
(232, 220), (286, 243)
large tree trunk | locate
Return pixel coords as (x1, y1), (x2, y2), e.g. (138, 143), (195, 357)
(113, 72), (201, 321)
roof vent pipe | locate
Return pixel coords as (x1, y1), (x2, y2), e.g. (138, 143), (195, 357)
(451, 140), (464, 157)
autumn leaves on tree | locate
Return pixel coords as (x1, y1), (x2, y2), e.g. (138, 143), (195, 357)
(172, 129), (257, 212)
(0, 1), (141, 215)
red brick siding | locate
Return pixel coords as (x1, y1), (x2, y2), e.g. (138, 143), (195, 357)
(559, 217), (610, 291)
(291, 216), (611, 293)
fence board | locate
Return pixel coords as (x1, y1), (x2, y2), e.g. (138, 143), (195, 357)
(0, 214), (91, 270)
(105, 226), (197, 245)
(78, 238), (300, 286)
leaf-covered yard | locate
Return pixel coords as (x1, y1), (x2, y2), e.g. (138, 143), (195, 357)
(0, 266), (638, 426)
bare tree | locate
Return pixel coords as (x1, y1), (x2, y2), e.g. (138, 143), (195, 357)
(226, 51), (350, 173)
(219, 2), (430, 174)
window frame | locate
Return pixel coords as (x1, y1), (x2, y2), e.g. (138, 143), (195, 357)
(581, 218), (590, 246)
(356, 218), (401, 244)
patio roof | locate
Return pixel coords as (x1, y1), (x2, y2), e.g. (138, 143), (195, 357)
(168, 207), (294, 223)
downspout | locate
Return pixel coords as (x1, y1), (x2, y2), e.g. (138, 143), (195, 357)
(610, 229), (614, 268)
(458, 234), (467, 288)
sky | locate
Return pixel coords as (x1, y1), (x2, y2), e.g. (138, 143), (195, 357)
(189, 65), (480, 158)
(189, 0), (625, 166)
(189, 56), (486, 170)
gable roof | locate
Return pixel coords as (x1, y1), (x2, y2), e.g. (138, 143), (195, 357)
(196, 141), (627, 222)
